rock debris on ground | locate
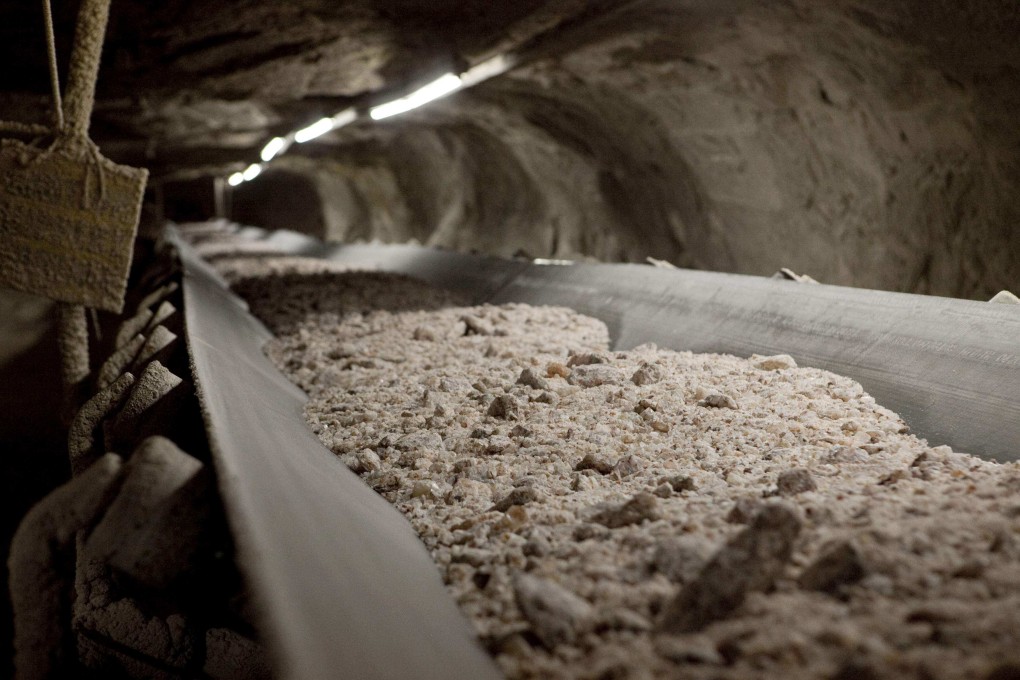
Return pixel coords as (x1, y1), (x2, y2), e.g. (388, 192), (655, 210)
(219, 254), (1020, 680)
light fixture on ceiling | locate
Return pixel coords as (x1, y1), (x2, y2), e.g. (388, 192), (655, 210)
(228, 56), (510, 185)
(242, 163), (262, 181)
(294, 117), (334, 143)
(369, 73), (463, 120)
(459, 54), (512, 88)
(330, 108), (357, 128)
(260, 137), (288, 162)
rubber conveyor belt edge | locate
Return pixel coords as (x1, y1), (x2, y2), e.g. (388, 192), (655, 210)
(204, 224), (1020, 463)
(172, 230), (503, 680)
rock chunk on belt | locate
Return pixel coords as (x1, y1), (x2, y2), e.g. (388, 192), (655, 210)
(491, 487), (539, 512)
(575, 453), (614, 475)
(657, 501), (802, 633)
(487, 394), (521, 420)
(517, 367), (549, 390)
(698, 392), (737, 409)
(776, 468), (817, 496)
(753, 354), (798, 370)
(513, 573), (594, 648)
(568, 364), (625, 387)
(461, 314), (494, 336)
(631, 362), (664, 386)
(591, 492), (660, 528)
(797, 541), (866, 593)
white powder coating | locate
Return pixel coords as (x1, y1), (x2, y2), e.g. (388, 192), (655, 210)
(225, 256), (1020, 680)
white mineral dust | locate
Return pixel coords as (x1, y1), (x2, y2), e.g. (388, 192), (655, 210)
(223, 255), (1020, 680)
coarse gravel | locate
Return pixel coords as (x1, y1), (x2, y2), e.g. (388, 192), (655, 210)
(222, 254), (1020, 680)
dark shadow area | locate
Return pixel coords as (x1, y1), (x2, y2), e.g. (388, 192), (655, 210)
(0, 319), (69, 680)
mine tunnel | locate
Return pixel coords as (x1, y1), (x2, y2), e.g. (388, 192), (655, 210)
(1, 0), (1019, 678)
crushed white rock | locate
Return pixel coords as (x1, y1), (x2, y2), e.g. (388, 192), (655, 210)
(222, 255), (1020, 680)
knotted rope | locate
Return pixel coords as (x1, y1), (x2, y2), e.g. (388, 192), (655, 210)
(1, 0), (109, 209)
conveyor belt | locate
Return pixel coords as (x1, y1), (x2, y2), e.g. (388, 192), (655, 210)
(172, 222), (1019, 678)
(174, 232), (502, 680)
(219, 225), (1020, 463)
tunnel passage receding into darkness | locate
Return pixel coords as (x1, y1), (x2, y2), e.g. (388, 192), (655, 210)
(11, 0), (1014, 300)
(209, 0), (1020, 300)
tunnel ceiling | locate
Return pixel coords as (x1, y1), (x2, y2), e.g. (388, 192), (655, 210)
(1, 0), (1019, 298)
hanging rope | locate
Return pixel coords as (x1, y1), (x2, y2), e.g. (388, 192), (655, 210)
(1, 0), (109, 209)
(42, 0), (64, 131)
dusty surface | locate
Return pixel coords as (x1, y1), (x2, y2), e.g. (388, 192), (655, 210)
(221, 254), (1020, 680)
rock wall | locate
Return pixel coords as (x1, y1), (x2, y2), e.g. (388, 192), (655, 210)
(4, 0), (1015, 299)
(240, 1), (1019, 298)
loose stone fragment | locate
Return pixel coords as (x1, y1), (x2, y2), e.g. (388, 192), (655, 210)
(699, 392), (737, 409)
(486, 435), (513, 454)
(534, 390), (559, 405)
(776, 468), (817, 496)
(634, 399), (656, 414)
(614, 454), (644, 476)
(411, 480), (440, 499)
(513, 573), (594, 648)
(487, 394), (521, 420)
(567, 352), (607, 367)
(658, 502), (802, 633)
(517, 367), (549, 390)
(510, 424), (533, 438)
(798, 541), (866, 593)
(591, 492), (660, 528)
(568, 364), (625, 387)
(827, 446), (869, 464)
(575, 453), (614, 475)
(462, 314), (495, 336)
(546, 362), (570, 379)
(753, 354), (798, 370)
(631, 362), (664, 386)
(340, 448), (382, 474)
(491, 487), (539, 512)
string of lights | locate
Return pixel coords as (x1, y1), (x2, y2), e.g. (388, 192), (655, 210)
(226, 54), (512, 187)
